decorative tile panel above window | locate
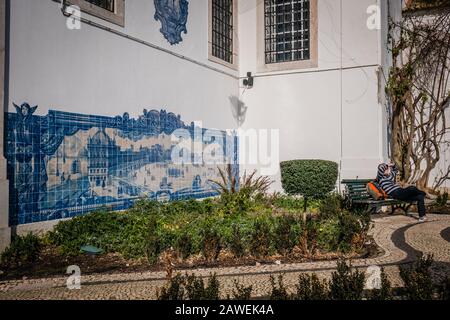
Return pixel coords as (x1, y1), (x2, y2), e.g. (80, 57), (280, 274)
(257, 0), (317, 72)
(67, 0), (125, 27)
(208, 0), (238, 70)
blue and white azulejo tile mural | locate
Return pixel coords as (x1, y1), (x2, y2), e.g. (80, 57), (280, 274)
(5, 103), (239, 225)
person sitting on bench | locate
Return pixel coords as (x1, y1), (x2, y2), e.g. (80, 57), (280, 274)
(376, 163), (427, 222)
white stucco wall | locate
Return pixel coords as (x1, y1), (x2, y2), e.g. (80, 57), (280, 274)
(8, 0), (239, 130)
(5, 0), (403, 211)
(238, 0), (393, 191)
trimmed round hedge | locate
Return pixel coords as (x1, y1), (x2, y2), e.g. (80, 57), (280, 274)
(280, 160), (339, 200)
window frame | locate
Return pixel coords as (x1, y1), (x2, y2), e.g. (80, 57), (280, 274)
(257, 0), (318, 72)
(67, 0), (125, 27)
(208, 0), (239, 70)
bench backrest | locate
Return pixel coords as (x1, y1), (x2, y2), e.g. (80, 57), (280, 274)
(341, 179), (372, 201)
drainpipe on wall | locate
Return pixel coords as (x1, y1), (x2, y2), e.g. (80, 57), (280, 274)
(0, 0), (11, 252)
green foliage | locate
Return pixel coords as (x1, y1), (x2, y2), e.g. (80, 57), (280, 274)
(185, 274), (220, 300)
(295, 273), (329, 300)
(280, 160), (339, 202)
(318, 193), (344, 219)
(249, 215), (273, 257)
(47, 189), (371, 264)
(157, 274), (186, 300)
(369, 268), (393, 301)
(273, 214), (302, 255)
(146, 214), (161, 264)
(229, 280), (253, 300)
(175, 232), (193, 260)
(227, 224), (246, 258)
(0, 233), (42, 269)
(337, 212), (365, 253)
(200, 215), (223, 261)
(157, 273), (220, 300)
(317, 218), (341, 252)
(269, 275), (290, 300)
(329, 259), (365, 300)
(435, 192), (449, 207)
(399, 254), (434, 300)
(210, 165), (273, 215)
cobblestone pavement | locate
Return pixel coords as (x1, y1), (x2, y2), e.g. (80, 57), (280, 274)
(0, 214), (449, 300)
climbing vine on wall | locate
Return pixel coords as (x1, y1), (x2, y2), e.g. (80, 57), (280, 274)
(386, 7), (450, 192)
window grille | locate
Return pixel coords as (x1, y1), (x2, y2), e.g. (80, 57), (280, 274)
(264, 0), (310, 64)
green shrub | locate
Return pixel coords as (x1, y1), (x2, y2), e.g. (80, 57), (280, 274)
(249, 216), (273, 257)
(269, 275), (290, 300)
(200, 216), (223, 261)
(295, 273), (329, 300)
(435, 192), (449, 207)
(318, 193), (344, 219)
(157, 273), (220, 300)
(157, 274), (186, 300)
(329, 259), (365, 300)
(229, 280), (253, 300)
(0, 233), (42, 269)
(317, 218), (341, 252)
(399, 254), (434, 300)
(369, 267), (393, 300)
(185, 274), (220, 300)
(228, 224), (246, 258)
(146, 212), (162, 264)
(274, 215), (301, 255)
(280, 160), (339, 211)
(211, 165), (273, 215)
(270, 195), (305, 211)
(337, 212), (365, 253)
(175, 232), (194, 260)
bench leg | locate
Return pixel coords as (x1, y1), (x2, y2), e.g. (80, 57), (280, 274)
(390, 205), (397, 215)
(400, 204), (412, 215)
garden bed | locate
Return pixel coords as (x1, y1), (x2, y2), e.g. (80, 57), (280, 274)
(1, 193), (381, 281)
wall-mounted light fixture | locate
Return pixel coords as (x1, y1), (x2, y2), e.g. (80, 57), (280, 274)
(243, 72), (254, 88)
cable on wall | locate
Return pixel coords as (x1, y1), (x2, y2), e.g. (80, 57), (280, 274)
(51, 0), (239, 80)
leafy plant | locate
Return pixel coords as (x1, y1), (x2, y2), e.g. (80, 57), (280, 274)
(295, 273), (329, 300)
(157, 274), (186, 300)
(185, 274), (220, 300)
(229, 280), (253, 300)
(435, 192), (449, 207)
(369, 267), (393, 300)
(269, 274), (290, 300)
(273, 215), (301, 255)
(337, 211), (366, 253)
(228, 224), (246, 258)
(249, 216), (273, 258)
(297, 221), (318, 258)
(0, 233), (42, 269)
(210, 165), (273, 215)
(399, 254), (434, 300)
(200, 217), (223, 261)
(157, 273), (220, 300)
(280, 160), (339, 211)
(329, 259), (365, 300)
(318, 193), (344, 219)
(146, 214), (161, 264)
(175, 232), (193, 260)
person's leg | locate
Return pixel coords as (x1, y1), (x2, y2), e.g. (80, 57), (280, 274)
(409, 194), (426, 217)
(390, 188), (427, 217)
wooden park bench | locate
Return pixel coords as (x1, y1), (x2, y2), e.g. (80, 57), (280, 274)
(341, 179), (413, 214)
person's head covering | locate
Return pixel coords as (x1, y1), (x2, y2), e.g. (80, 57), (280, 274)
(376, 163), (389, 182)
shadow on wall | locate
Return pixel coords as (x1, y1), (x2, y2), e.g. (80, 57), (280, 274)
(229, 95), (248, 127)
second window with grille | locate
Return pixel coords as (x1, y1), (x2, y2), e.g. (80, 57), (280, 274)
(210, 0), (237, 67)
(264, 0), (311, 64)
